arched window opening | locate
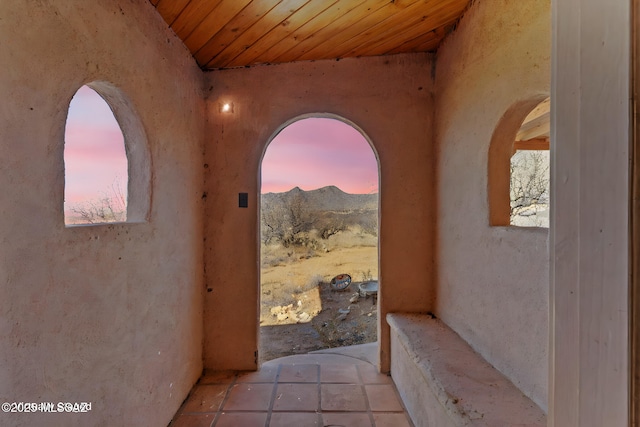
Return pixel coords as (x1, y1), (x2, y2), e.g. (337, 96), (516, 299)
(63, 82), (150, 226)
(259, 116), (379, 364)
(64, 85), (128, 225)
(510, 98), (550, 227)
(489, 96), (550, 227)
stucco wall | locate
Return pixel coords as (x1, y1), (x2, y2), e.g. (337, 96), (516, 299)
(203, 54), (436, 373)
(0, 1), (204, 426)
(435, 0), (551, 410)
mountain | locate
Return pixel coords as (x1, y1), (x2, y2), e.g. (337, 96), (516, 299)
(261, 186), (378, 212)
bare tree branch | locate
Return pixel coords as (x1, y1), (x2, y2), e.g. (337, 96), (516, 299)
(510, 150), (550, 226)
(66, 179), (127, 224)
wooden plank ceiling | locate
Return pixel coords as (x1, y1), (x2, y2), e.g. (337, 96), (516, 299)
(149, 0), (471, 70)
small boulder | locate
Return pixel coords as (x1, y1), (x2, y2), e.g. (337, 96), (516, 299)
(298, 312), (311, 322)
(270, 306), (282, 316)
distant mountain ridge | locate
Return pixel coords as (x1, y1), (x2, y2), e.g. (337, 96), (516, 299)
(262, 186), (378, 212)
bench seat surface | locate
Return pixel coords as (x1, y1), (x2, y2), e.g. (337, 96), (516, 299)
(387, 313), (546, 427)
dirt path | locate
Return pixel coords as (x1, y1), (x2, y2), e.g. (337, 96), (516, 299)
(259, 243), (378, 364)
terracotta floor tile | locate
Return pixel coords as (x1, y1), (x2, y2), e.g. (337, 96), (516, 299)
(169, 413), (215, 427)
(173, 353), (413, 427)
(372, 412), (413, 427)
(321, 384), (367, 411)
(322, 412), (372, 427)
(268, 412), (321, 426)
(214, 412), (267, 427)
(223, 383), (274, 411)
(237, 366), (278, 383)
(365, 385), (405, 412)
(199, 371), (237, 385)
(182, 384), (229, 413)
(320, 364), (360, 384)
(272, 383), (319, 411)
(278, 364), (318, 383)
(356, 364), (392, 385)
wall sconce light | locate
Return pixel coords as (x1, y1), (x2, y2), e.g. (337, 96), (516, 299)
(219, 102), (234, 113)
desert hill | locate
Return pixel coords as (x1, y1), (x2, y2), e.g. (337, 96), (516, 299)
(261, 185), (378, 212)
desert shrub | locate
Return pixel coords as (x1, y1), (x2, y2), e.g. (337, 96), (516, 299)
(359, 269), (374, 282)
(261, 188), (379, 245)
(262, 192), (314, 246)
(318, 225), (346, 240)
(315, 212), (347, 239)
(359, 213), (378, 237)
(261, 252), (292, 268)
(281, 233), (316, 249)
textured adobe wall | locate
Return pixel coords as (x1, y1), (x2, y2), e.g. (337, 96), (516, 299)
(435, 0), (551, 410)
(203, 54), (436, 373)
(0, 1), (204, 426)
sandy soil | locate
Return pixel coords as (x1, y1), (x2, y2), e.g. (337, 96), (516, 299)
(259, 234), (378, 364)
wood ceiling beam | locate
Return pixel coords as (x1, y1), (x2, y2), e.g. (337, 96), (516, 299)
(148, 0), (473, 70)
(155, 0), (190, 27)
(194, 0), (283, 66)
(326, 0), (452, 60)
(254, 0), (370, 65)
(223, 0), (340, 68)
(513, 137), (550, 152)
(170, 0), (224, 41)
(517, 115), (550, 141)
(273, 0), (390, 64)
(295, 0), (422, 62)
(184, 0), (254, 54)
(356, 11), (463, 57)
(204, 0), (314, 69)
(522, 97), (551, 124)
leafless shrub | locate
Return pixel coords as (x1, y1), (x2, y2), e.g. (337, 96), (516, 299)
(261, 253), (291, 268)
(359, 269), (373, 282)
(315, 213), (347, 239)
(261, 189), (378, 246)
(510, 150), (549, 226)
(262, 192), (314, 246)
(67, 181), (126, 224)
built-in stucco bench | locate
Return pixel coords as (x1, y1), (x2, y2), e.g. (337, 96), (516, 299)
(387, 313), (546, 427)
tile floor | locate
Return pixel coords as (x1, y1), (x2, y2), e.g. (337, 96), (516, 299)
(169, 353), (414, 427)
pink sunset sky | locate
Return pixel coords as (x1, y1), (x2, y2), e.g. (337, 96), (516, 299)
(64, 87), (378, 209)
(64, 86), (127, 208)
(261, 118), (378, 194)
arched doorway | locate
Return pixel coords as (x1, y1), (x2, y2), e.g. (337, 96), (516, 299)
(259, 115), (380, 364)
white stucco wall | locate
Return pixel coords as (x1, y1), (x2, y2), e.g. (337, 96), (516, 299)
(435, 0), (551, 410)
(0, 1), (205, 426)
(203, 54), (437, 373)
